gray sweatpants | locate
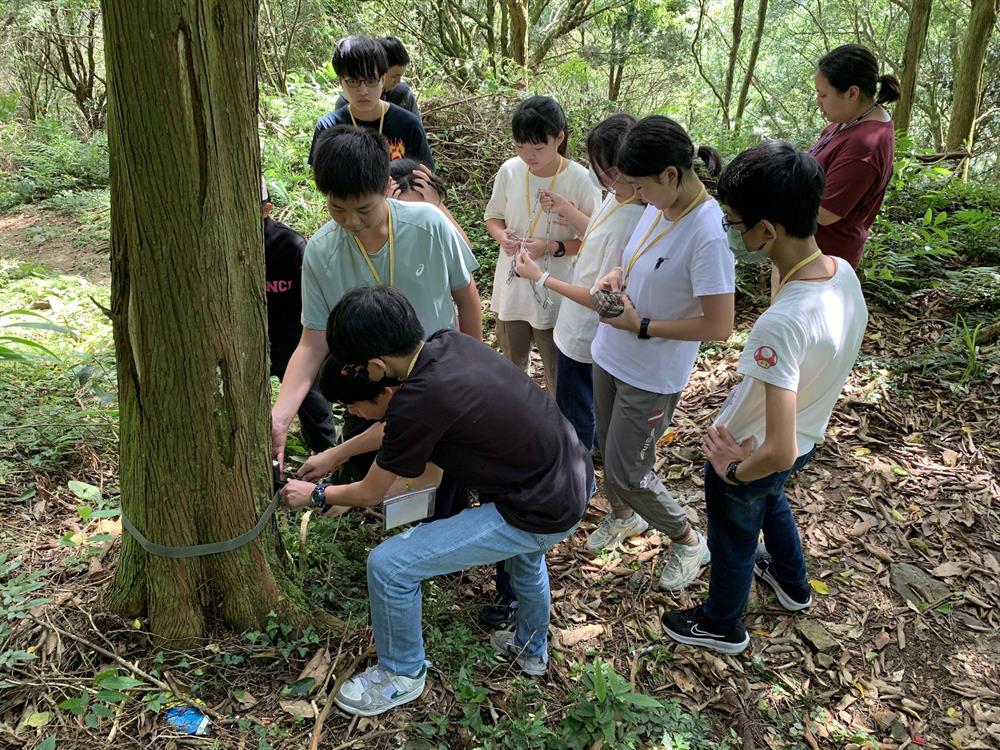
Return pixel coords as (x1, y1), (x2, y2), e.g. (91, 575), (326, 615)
(593, 364), (692, 542)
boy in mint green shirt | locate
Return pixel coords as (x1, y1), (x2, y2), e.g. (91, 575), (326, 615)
(271, 125), (482, 469)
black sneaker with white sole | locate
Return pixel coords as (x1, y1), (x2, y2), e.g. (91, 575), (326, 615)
(753, 546), (812, 611)
(478, 598), (518, 629)
(661, 606), (750, 655)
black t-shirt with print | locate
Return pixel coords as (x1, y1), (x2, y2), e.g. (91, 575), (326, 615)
(309, 102), (433, 169)
(376, 329), (591, 534)
(336, 82), (421, 123)
(264, 217), (306, 363)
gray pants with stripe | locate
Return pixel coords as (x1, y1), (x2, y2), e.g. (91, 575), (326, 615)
(593, 364), (692, 542)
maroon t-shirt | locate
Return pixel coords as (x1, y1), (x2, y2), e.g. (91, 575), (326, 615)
(809, 119), (895, 268)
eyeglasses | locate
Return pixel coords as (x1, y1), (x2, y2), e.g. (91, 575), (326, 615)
(340, 76), (382, 89)
(340, 363), (368, 378)
(721, 218), (747, 231)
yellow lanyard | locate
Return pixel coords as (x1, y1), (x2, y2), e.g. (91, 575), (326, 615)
(774, 249), (824, 296)
(579, 195), (636, 256)
(348, 101), (386, 135)
(351, 203), (394, 286)
(624, 189), (707, 284)
(523, 157), (564, 237)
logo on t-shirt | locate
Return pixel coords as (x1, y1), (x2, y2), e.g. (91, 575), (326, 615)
(385, 137), (405, 160)
(754, 346), (778, 369)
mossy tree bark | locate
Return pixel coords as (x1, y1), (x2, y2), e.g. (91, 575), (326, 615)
(895, 0), (932, 133)
(944, 0), (997, 153)
(100, 0), (324, 646)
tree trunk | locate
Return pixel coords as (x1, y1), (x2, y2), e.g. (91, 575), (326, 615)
(944, 0), (997, 153)
(100, 0), (325, 646)
(896, 0), (933, 133)
(506, 0), (529, 66)
(734, 0), (768, 133)
(722, 0), (745, 128)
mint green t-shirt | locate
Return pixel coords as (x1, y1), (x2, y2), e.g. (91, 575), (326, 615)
(301, 200), (478, 335)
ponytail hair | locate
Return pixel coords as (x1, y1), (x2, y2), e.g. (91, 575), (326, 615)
(616, 115), (721, 183)
(876, 74), (901, 105)
(818, 44), (900, 105)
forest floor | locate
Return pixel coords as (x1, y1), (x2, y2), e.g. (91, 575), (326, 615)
(2, 209), (999, 750)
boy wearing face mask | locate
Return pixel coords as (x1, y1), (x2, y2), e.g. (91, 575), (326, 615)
(661, 141), (868, 655)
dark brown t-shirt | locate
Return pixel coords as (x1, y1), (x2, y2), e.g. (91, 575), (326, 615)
(810, 119), (895, 269)
(376, 329), (591, 534)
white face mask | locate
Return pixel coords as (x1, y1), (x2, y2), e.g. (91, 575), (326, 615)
(727, 225), (767, 265)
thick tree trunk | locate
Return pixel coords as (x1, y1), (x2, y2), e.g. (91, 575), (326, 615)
(101, 0), (324, 646)
(506, 0), (529, 66)
(896, 0), (933, 133)
(722, 0), (745, 129)
(733, 0), (768, 133)
(944, 0), (997, 152)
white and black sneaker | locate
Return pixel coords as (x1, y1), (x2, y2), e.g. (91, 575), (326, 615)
(661, 605), (750, 655)
(753, 544), (812, 611)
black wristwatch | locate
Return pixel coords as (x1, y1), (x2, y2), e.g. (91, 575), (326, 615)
(311, 482), (331, 512)
(725, 460), (746, 485)
(553, 240), (566, 258)
(637, 318), (651, 339)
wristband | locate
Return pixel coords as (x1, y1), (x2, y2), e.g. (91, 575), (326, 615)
(537, 271), (551, 288)
(311, 482), (331, 512)
(725, 460), (746, 485)
(638, 318), (651, 339)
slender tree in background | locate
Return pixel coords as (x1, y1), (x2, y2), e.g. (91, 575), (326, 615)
(100, 0), (321, 645)
(945, 0), (997, 156)
(896, 0), (933, 133)
(733, 0), (768, 133)
(722, 0), (745, 128)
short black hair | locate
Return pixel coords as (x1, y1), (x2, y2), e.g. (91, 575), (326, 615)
(312, 125), (390, 198)
(327, 286), (423, 365)
(390, 158), (446, 200)
(617, 115), (722, 183)
(717, 141), (826, 239)
(818, 44), (900, 105)
(586, 113), (636, 174)
(332, 35), (388, 80)
(318, 355), (399, 405)
(379, 37), (410, 68)
(511, 96), (568, 156)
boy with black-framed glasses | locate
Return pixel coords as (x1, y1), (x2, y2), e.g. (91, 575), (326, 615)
(308, 35), (432, 168)
(335, 36), (421, 123)
(661, 141), (868, 655)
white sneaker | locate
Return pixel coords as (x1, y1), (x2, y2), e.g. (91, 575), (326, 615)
(491, 630), (548, 676)
(658, 530), (710, 591)
(334, 663), (426, 716)
(584, 512), (649, 554)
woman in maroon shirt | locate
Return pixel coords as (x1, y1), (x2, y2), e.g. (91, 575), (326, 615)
(810, 44), (900, 269)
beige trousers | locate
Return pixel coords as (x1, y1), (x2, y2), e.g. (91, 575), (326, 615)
(495, 319), (557, 398)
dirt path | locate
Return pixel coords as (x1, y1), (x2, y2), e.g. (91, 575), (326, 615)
(0, 210), (110, 286)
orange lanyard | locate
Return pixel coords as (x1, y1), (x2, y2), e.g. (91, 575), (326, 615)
(349, 102), (386, 135)
(579, 195), (636, 256)
(774, 249), (823, 296)
(624, 189), (707, 285)
(350, 203), (394, 286)
(523, 157), (564, 237)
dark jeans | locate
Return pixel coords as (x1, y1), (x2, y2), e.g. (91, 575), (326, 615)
(271, 353), (337, 454)
(702, 449), (816, 630)
(555, 350), (595, 452)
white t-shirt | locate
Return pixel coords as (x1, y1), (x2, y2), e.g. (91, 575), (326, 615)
(553, 195), (644, 363)
(591, 199), (735, 394)
(485, 156), (601, 329)
(715, 257), (868, 456)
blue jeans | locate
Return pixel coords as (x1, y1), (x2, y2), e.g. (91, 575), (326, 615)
(555, 351), (595, 452)
(701, 449), (816, 630)
(367, 503), (577, 675)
